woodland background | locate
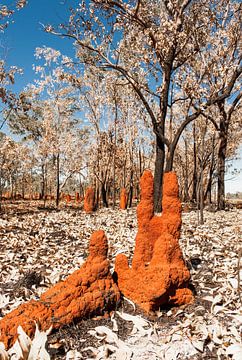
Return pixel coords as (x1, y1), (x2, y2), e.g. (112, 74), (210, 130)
(0, 0), (241, 214)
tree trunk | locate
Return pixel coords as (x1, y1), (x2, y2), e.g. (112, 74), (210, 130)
(79, 179), (84, 198)
(56, 153), (60, 208)
(199, 138), (205, 225)
(43, 163), (47, 208)
(165, 144), (174, 173)
(184, 138), (189, 202)
(40, 163), (45, 200)
(217, 133), (227, 210)
(204, 136), (215, 205)
(128, 169), (134, 208)
(154, 134), (165, 213)
(95, 181), (99, 210)
(112, 160), (116, 209)
(192, 123), (197, 202)
(101, 182), (108, 208)
(138, 147), (143, 178)
(21, 177), (25, 200)
(217, 104), (228, 210)
(113, 97), (117, 209)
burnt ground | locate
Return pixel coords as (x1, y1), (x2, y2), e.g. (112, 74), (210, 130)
(0, 200), (241, 359)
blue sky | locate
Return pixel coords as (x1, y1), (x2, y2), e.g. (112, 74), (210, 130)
(225, 146), (242, 194)
(1, 0), (76, 92)
(1, 0), (241, 194)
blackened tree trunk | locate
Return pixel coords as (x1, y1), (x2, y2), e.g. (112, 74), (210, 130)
(101, 182), (108, 208)
(112, 96), (117, 209)
(40, 163), (45, 200)
(138, 147), (143, 179)
(21, 175), (25, 199)
(199, 126), (206, 225)
(154, 134), (165, 213)
(204, 135), (215, 204)
(154, 63), (172, 213)
(192, 122), (197, 202)
(128, 169), (134, 208)
(217, 100), (229, 210)
(184, 138), (189, 202)
(56, 153), (60, 208)
(94, 179), (99, 210)
(217, 123), (228, 210)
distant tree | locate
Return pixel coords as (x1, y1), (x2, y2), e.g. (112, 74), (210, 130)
(0, 133), (31, 208)
(9, 47), (89, 207)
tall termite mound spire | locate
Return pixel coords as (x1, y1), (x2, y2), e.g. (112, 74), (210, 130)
(84, 187), (95, 213)
(115, 170), (193, 312)
(120, 188), (128, 210)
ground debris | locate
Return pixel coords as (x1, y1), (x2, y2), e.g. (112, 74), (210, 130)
(0, 202), (241, 359)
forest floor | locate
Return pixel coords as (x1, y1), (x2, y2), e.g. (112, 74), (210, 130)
(0, 201), (241, 360)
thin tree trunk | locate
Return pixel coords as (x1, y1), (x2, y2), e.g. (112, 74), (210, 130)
(199, 124), (207, 225)
(200, 150), (204, 225)
(43, 164), (47, 208)
(128, 169), (134, 208)
(101, 182), (108, 208)
(204, 136), (215, 205)
(21, 176), (25, 200)
(138, 147), (142, 178)
(217, 119), (228, 210)
(94, 178), (99, 210)
(112, 106), (117, 209)
(184, 138), (189, 202)
(56, 153), (60, 208)
(192, 122), (197, 202)
(79, 180), (84, 198)
(41, 163), (45, 200)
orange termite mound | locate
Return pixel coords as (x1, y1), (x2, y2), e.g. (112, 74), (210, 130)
(120, 188), (128, 210)
(84, 187), (95, 213)
(65, 194), (72, 203)
(32, 192), (41, 200)
(115, 170), (193, 313)
(0, 230), (120, 349)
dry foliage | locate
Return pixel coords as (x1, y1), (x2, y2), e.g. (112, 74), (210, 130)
(0, 202), (241, 359)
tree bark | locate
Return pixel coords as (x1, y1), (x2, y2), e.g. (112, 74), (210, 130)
(217, 129), (227, 210)
(165, 143), (175, 173)
(56, 153), (60, 208)
(217, 101), (229, 210)
(184, 138), (189, 202)
(154, 134), (165, 213)
(40, 163), (45, 200)
(101, 182), (108, 208)
(192, 123), (197, 202)
(199, 129), (205, 225)
(128, 169), (134, 208)
(112, 98), (117, 209)
(204, 135), (215, 205)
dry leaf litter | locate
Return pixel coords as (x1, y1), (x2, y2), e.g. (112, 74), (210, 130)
(0, 201), (241, 360)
